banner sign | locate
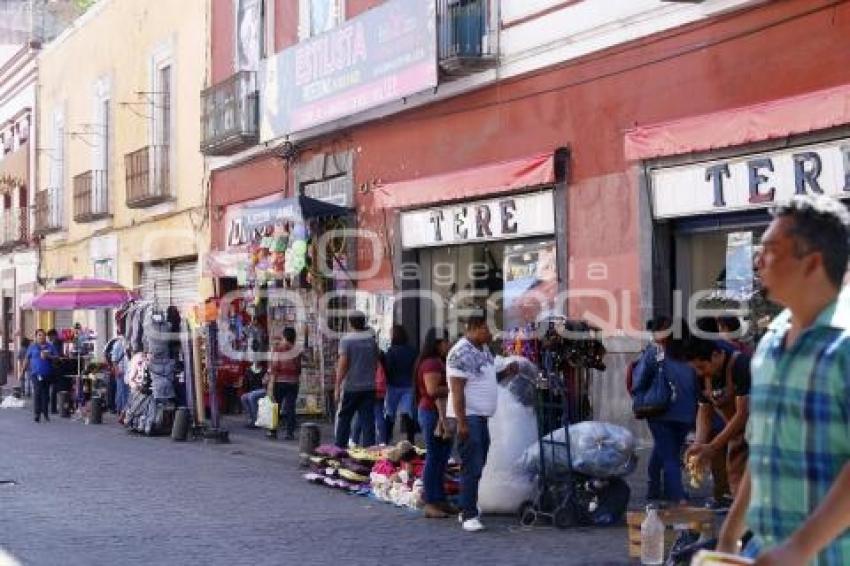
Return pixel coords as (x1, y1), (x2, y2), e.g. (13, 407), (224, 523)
(260, 0), (437, 139)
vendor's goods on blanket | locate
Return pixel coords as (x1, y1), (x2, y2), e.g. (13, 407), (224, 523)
(302, 441), (460, 509)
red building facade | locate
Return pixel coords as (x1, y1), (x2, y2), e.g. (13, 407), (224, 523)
(205, 0), (850, 426)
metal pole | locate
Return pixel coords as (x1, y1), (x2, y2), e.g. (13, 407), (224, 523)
(206, 321), (219, 430)
(180, 319), (196, 426)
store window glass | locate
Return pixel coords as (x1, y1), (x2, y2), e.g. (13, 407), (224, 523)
(418, 237), (558, 343)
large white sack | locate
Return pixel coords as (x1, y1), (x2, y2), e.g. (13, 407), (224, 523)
(478, 386), (538, 514)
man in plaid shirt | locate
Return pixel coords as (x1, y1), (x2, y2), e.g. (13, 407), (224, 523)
(718, 195), (850, 565)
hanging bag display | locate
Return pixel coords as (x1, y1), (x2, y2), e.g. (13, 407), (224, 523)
(631, 346), (676, 419)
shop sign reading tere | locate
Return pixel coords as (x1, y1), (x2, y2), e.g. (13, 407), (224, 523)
(400, 191), (555, 249)
(651, 138), (850, 219)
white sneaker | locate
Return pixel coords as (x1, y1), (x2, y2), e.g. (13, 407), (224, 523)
(461, 517), (486, 532)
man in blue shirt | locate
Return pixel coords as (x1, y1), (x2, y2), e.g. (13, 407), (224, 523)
(22, 329), (59, 422)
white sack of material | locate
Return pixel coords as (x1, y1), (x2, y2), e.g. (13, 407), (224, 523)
(478, 386), (538, 514)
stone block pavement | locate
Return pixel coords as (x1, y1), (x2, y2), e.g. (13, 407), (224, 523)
(0, 404), (644, 566)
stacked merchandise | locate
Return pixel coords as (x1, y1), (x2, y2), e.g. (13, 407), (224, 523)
(302, 441), (461, 510)
(303, 444), (374, 495)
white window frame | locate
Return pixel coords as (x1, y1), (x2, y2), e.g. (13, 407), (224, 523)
(49, 107), (65, 229)
(234, 0), (267, 70)
(298, 0), (345, 41)
(93, 76), (112, 215)
(150, 40), (175, 198)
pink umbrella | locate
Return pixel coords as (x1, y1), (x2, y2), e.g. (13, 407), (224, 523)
(26, 278), (136, 310)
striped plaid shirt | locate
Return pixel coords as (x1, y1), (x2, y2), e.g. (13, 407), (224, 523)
(747, 290), (850, 565)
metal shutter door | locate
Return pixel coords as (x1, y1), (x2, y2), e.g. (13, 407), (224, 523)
(139, 262), (171, 305)
(168, 259), (199, 311)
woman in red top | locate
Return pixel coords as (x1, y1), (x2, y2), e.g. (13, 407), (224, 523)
(416, 328), (454, 519)
(269, 327), (301, 440)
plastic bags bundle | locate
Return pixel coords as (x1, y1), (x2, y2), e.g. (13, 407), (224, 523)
(522, 421), (637, 479)
(478, 385), (538, 513)
(495, 355), (539, 407)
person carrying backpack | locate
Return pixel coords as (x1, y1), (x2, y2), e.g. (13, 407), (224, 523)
(632, 316), (698, 504)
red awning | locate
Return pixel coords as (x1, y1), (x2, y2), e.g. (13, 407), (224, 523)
(374, 152), (556, 210)
(624, 82), (850, 162)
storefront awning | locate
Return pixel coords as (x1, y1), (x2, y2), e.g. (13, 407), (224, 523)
(240, 194), (353, 233)
(203, 250), (250, 278)
(624, 82), (850, 161)
(374, 152), (556, 210)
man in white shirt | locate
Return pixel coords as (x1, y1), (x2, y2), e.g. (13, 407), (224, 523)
(447, 315), (516, 532)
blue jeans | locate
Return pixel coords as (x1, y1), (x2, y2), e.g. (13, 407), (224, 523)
(335, 390), (376, 448)
(419, 408), (452, 504)
(241, 388), (266, 424)
(647, 419), (691, 502)
(458, 416), (490, 520)
(351, 398), (386, 445)
(115, 374), (130, 412)
(385, 386), (413, 418)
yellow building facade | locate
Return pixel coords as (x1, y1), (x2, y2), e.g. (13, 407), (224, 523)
(35, 0), (211, 336)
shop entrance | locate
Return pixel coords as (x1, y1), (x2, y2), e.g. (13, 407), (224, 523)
(417, 237), (557, 342)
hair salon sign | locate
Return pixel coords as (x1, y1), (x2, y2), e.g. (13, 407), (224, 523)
(650, 139), (850, 219)
(400, 191), (555, 249)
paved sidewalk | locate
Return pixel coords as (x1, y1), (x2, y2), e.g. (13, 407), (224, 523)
(0, 403), (637, 566)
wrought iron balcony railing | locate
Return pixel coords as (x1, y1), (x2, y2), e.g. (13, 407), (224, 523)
(200, 70), (259, 156)
(73, 169), (111, 222)
(125, 145), (171, 208)
(0, 206), (27, 248)
(437, 0), (498, 77)
(33, 187), (62, 235)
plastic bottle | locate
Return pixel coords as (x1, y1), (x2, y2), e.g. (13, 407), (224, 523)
(641, 504), (665, 565)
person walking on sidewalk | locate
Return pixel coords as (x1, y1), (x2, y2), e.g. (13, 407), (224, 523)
(447, 315), (517, 532)
(334, 312), (379, 448)
(22, 329), (58, 422)
(718, 195), (850, 565)
(270, 328), (301, 440)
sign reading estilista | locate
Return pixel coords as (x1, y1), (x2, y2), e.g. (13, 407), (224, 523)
(651, 138), (850, 219)
(260, 0), (437, 140)
(400, 191), (555, 249)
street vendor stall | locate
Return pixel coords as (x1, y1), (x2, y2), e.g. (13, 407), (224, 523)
(25, 278), (136, 415)
(204, 194), (354, 425)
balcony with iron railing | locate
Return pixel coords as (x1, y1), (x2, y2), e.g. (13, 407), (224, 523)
(200, 70), (259, 156)
(437, 0), (498, 77)
(33, 187), (62, 235)
(73, 170), (111, 222)
(125, 145), (171, 208)
(0, 206), (28, 249)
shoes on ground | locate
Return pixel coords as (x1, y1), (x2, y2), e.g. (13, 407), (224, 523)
(461, 517), (486, 532)
(423, 504), (449, 519)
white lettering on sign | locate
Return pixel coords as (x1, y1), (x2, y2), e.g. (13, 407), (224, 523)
(651, 139), (850, 219)
(400, 191), (555, 249)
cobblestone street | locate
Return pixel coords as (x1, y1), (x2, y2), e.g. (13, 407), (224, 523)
(0, 407), (631, 566)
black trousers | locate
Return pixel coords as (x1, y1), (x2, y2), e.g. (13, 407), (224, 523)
(32, 376), (50, 420)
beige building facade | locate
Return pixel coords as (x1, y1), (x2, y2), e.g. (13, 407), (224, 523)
(35, 0), (211, 340)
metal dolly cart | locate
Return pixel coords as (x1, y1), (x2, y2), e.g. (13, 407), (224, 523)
(519, 366), (630, 529)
